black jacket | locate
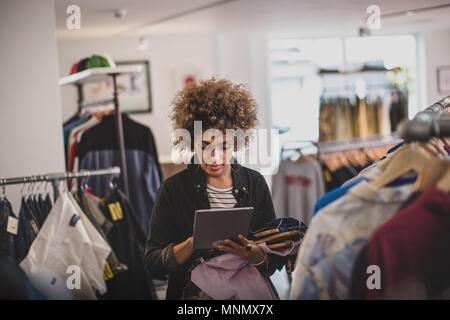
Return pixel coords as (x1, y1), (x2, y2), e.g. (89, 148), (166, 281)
(144, 157), (285, 299)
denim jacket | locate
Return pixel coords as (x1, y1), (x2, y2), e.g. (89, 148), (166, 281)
(144, 156), (285, 299)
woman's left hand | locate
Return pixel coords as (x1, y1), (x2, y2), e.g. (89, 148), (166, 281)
(217, 234), (266, 265)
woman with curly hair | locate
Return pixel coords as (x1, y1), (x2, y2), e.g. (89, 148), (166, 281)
(144, 78), (284, 300)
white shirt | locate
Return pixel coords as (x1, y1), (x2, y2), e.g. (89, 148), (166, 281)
(272, 159), (326, 225)
(20, 192), (111, 300)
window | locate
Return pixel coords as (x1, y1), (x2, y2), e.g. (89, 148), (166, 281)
(269, 35), (419, 149)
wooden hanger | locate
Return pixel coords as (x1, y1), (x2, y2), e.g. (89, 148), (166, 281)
(436, 166), (450, 192)
(352, 151), (362, 167)
(337, 152), (349, 168)
(414, 159), (449, 191)
(371, 143), (434, 190)
(441, 109), (450, 147)
(428, 138), (447, 157)
(88, 108), (115, 118)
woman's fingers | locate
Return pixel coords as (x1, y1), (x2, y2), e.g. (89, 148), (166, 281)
(223, 239), (241, 249)
(217, 245), (234, 253)
(238, 234), (250, 246)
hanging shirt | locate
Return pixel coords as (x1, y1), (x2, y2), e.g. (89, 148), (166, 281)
(67, 115), (100, 172)
(289, 180), (414, 300)
(98, 188), (156, 300)
(63, 113), (88, 164)
(0, 198), (27, 264)
(206, 184), (237, 209)
(75, 114), (162, 235)
(351, 187), (450, 300)
(312, 177), (367, 217)
(19, 192), (111, 300)
(272, 159), (325, 225)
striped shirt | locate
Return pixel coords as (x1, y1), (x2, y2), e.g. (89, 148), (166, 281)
(206, 184), (237, 209)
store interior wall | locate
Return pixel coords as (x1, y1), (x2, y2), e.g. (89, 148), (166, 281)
(422, 28), (450, 105)
(0, 0), (65, 211)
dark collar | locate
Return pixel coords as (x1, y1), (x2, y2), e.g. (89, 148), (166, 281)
(187, 154), (248, 194)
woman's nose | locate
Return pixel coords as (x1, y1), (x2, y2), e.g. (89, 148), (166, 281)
(210, 147), (222, 161)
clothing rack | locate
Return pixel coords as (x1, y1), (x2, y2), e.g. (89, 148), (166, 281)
(280, 136), (403, 162)
(0, 167), (121, 201)
(396, 96), (450, 142)
(318, 136), (402, 154)
(59, 66), (142, 197)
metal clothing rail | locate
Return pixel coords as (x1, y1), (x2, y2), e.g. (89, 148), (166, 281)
(318, 136), (402, 154)
(280, 137), (403, 162)
(397, 96), (450, 142)
(0, 167), (121, 201)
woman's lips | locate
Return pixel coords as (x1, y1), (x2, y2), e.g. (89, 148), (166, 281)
(208, 164), (222, 171)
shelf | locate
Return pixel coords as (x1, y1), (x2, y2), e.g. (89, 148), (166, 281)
(59, 66), (143, 86)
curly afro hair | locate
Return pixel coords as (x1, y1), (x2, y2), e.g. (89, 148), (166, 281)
(170, 77), (259, 151)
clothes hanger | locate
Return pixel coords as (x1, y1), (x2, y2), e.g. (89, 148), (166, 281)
(414, 159), (449, 191)
(323, 154), (335, 171)
(436, 166), (450, 192)
(426, 138), (447, 157)
(338, 151), (352, 168)
(354, 149), (366, 167)
(352, 149), (364, 167)
(371, 143), (434, 190)
(0, 178), (5, 202)
(326, 153), (340, 171)
(345, 150), (358, 168)
(294, 148), (306, 163)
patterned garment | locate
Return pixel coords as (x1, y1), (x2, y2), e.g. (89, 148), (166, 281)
(206, 184), (237, 209)
(289, 180), (414, 300)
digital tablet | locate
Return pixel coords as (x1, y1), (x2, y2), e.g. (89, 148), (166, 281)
(192, 207), (254, 250)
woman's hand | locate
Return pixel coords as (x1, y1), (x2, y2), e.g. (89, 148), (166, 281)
(173, 236), (194, 265)
(217, 234), (266, 265)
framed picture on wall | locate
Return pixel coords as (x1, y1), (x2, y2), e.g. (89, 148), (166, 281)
(437, 66), (450, 93)
(83, 60), (153, 113)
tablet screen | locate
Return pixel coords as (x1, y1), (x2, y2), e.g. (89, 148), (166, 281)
(192, 207), (254, 250)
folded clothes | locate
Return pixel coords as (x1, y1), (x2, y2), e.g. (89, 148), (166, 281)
(254, 230), (300, 245)
(267, 240), (295, 250)
(249, 218), (308, 254)
(248, 217), (307, 240)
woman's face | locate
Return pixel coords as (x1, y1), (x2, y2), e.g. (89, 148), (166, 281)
(194, 131), (234, 177)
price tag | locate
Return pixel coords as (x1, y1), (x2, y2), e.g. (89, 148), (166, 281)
(108, 202), (123, 221)
(7, 216), (18, 235)
(103, 261), (114, 281)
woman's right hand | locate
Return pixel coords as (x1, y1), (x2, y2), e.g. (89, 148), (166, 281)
(173, 236), (194, 265)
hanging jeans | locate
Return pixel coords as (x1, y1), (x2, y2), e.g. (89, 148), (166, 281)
(0, 198), (27, 264)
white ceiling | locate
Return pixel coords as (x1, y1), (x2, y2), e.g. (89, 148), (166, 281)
(55, 0), (450, 39)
